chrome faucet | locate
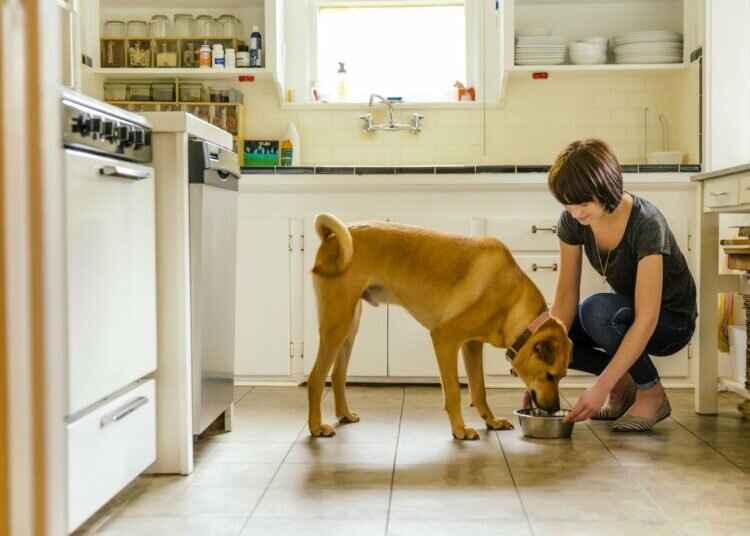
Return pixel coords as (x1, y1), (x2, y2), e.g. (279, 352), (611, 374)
(360, 94), (423, 134)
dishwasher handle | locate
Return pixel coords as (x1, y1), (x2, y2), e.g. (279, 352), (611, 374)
(100, 165), (151, 181)
(203, 142), (240, 180)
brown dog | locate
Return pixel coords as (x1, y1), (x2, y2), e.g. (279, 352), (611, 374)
(307, 213), (573, 440)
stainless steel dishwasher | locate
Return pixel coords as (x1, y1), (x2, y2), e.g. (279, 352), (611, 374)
(187, 138), (240, 435)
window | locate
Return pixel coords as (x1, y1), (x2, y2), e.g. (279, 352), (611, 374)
(313, 1), (468, 103)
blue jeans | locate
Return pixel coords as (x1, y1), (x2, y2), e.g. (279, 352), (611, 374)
(569, 293), (695, 389)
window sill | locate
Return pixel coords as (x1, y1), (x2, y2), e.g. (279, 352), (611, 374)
(279, 101), (504, 111)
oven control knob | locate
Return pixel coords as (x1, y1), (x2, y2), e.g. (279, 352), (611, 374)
(73, 113), (91, 136)
(89, 116), (102, 139)
(101, 120), (115, 142)
(116, 125), (131, 145)
(130, 128), (145, 147)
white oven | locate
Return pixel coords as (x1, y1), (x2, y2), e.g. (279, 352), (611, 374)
(62, 90), (157, 533)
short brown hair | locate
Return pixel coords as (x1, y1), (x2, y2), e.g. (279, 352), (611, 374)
(548, 139), (623, 213)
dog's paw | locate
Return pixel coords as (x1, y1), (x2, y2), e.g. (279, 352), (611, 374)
(310, 423), (336, 437)
(337, 412), (360, 424)
(485, 417), (514, 431)
(452, 427), (479, 440)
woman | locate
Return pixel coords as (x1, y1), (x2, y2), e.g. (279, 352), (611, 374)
(538, 139), (697, 432)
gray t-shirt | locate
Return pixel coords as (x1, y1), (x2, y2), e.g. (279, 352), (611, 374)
(556, 194), (697, 322)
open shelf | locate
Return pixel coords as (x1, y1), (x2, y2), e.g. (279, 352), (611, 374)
(94, 68), (269, 79)
(508, 63), (687, 73)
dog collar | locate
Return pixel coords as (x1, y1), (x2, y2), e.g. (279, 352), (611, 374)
(505, 311), (552, 363)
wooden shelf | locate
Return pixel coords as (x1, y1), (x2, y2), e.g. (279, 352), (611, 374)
(94, 68), (269, 79)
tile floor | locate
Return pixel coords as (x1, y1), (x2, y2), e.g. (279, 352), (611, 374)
(75, 386), (750, 535)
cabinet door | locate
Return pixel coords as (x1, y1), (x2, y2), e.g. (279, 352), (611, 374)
(387, 218), (473, 378)
(235, 217), (291, 376)
(303, 215), (388, 377)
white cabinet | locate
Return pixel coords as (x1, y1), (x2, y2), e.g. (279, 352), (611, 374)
(386, 218), (473, 378)
(505, 0), (689, 72)
(235, 217), (294, 377)
(303, 215), (389, 378)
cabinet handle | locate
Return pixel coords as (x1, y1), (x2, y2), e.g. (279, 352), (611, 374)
(100, 396), (149, 428)
(532, 263), (558, 272)
(100, 165), (151, 181)
(532, 225), (557, 234)
(709, 191), (728, 196)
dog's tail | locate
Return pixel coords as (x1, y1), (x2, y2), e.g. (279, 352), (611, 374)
(312, 213), (353, 276)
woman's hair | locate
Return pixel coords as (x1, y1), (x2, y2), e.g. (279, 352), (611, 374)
(548, 139), (624, 213)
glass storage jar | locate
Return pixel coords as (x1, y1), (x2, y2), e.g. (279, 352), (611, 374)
(128, 40), (151, 67)
(127, 20), (148, 38)
(149, 15), (171, 38)
(217, 14), (241, 39)
(154, 39), (178, 67)
(195, 15), (214, 39)
(179, 82), (204, 102)
(183, 104), (210, 123)
(103, 20), (126, 38)
(152, 82), (176, 101)
(128, 82), (152, 101)
(174, 14), (194, 38)
(103, 82), (128, 101)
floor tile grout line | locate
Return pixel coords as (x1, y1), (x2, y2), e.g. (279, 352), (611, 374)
(235, 387), (327, 536)
(233, 385), (256, 404)
(495, 429), (536, 536)
(669, 415), (749, 473)
(384, 387), (406, 536)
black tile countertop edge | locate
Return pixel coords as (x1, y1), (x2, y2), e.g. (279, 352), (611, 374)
(241, 164), (701, 175)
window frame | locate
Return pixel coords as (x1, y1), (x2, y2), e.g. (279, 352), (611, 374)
(306, 0), (483, 104)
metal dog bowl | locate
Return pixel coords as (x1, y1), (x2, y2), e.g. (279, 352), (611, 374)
(513, 408), (574, 439)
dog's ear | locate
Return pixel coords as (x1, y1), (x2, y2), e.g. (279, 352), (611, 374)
(534, 339), (557, 366)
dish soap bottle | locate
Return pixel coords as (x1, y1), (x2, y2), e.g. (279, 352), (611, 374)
(336, 61), (347, 101)
(250, 26), (263, 67)
(280, 122), (301, 166)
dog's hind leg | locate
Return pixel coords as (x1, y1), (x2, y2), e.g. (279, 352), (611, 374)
(308, 301), (357, 438)
(332, 300), (362, 424)
(461, 341), (514, 431)
(431, 330), (478, 440)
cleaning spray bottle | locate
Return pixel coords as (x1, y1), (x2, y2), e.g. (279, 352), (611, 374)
(336, 61), (348, 101)
(280, 122), (301, 166)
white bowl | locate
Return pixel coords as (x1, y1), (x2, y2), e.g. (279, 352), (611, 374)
(568, 41), (598, 54)
(570, 51), (606, 65)
(646, 151), (683, 165)
(580, 36), (609, 49)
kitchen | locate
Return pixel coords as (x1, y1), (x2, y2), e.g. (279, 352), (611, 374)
(2, 0), (750, 535)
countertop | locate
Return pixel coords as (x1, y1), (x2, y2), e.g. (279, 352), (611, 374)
(140, 111), (233, 149)
(691, 163), (750, 181)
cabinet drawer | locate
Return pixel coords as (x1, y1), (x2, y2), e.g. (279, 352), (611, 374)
(703, 176), (739, 209)
(739, 174), (750, 205)
(513, 254), (560, 302)
(487, 218), (560, 251)
(67, 380), (156, 533)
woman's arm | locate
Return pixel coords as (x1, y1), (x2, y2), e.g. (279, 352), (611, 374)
(550, 241), (582, 330)
(565, 254), (663, 422)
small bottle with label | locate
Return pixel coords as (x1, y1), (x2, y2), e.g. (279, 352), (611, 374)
(236, 45), (250, 67)
(199, 43), (212, 69)
(250, 26), (262, 67)
(225, 48), (236, 69)
(212, 43), (224, 69)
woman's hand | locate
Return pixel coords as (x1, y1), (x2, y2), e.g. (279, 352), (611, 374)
(564, 380), (610, 422)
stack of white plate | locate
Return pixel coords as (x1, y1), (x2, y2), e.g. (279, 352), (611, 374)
(515, 36), (566, 66)
(612, 31), (683, 64)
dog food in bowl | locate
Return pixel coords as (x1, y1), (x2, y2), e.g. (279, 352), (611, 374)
(514, 408), (574, 439)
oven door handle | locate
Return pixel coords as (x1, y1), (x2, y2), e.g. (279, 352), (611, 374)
(100, 165), (151, 181)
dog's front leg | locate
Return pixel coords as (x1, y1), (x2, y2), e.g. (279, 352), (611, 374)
(431, 331), (478, 440)
(462, 340), (514, 431)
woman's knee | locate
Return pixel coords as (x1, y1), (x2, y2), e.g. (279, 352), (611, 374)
(579, 293), (634, 341)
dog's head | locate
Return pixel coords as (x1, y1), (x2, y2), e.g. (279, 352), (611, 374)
(510, 318), (572, 411)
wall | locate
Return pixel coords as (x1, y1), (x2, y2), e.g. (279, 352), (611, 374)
(237, 69), (700, 166)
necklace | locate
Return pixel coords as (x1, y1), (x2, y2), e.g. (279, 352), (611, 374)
(593, 233), (611, 284)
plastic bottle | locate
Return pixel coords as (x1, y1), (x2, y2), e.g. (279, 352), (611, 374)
(212, 43), (224, 69)
(279, 122), (301, 166)
(199, 43), (212, 68)
(250, 26), (263, 67)
(225, 48), (236, 69)
(336, 61), (347, 100)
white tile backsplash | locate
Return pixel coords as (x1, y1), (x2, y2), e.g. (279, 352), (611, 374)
(238, 71), (697, 165)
